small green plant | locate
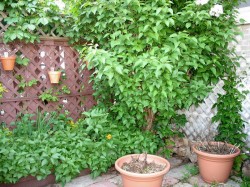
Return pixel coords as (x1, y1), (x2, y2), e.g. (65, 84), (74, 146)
(213, 75), (247, 148)
(182, 165), (199, 182)
(39, 89), (58, 102)
(0, 83), (7, 98)
(18, 79), (38, 90)
(241, 176), (250, 187)
(61, 85), (71, 94)
(210, 182), (220, 187)
(233, 153), (249, 176)
(16, 56), (30, 66)
(11, 113), (35, 137)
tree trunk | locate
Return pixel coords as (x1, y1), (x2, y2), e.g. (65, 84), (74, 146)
(145, 108), (155, 131)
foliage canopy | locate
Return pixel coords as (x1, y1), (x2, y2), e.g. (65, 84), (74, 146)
(70, 0), (246, 142)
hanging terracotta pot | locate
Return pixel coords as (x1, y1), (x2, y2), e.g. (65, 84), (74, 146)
(48, 68), (61, 84)
(192, 142), (240, 184)
(0, 56), (16, 71)
(115, 154), (170, 187)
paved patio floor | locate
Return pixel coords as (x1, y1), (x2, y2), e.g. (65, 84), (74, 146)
(48, 157), (242, 187)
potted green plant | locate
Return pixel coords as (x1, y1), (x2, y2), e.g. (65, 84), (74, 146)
(192, 141), (240, 184)
(48, 67), (61, 84)
(115, 153), (170, 187)
(0, 53), (16, 71)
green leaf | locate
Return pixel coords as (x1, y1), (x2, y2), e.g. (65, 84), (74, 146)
(27, 24), (36, 31)
(186, 22), (191, 29)
(115, 65), (123, 74)
(164, 64), (173, 72)
(0, 2), (5, 11)
(211, 67), (217, 76)
(39, 17), (49, 25)
(41, 159), (48, 166)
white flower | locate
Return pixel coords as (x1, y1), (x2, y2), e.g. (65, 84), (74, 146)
(195, 0), (209, 5)
(54, 0), (65, 10)
(209, 4), (223, 17)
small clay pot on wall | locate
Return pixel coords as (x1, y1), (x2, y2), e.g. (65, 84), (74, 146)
(48, 67), (61, 84)
(0, 56), (16, 71)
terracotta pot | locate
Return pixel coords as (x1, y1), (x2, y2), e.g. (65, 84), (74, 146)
(0, 56), (16, 71)
(192, 142), (240, 184)
(115, 154), (170, 187)
(48, 71), (61, 83)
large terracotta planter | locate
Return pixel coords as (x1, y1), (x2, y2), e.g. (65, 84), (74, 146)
(192, 142), (240, 184)
(0, 56), (16, 71)
(115, 154), (170, 187)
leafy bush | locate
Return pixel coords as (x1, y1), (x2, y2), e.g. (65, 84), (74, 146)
(1, 0), (69, 43)
(0, 110), (160, 184)
(70, 0), (245, 145)
(10, 111), (73, 136)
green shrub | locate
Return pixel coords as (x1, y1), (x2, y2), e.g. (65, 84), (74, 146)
(70, 0), (245, 146)
(0, 110), (160, 184)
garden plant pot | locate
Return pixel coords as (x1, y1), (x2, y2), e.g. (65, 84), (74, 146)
(115, 154), (170, 187)
(48, 71), (61, 83)
(192, 142), (240, 184)
(0, 56), (16, 71)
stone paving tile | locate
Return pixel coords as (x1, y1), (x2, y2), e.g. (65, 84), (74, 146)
(162, 175), (179, 186)
(65, 173), (117, 187)
(107, 175), (122, 187)
(168, 157), (186, 169)
(188, 175), (241, 187)
(167, 163), (195, 180)
(188, 175), (210, 187)
(225, 179), (241, 187)
(173, 182), (193, 187)
(88, 181), (117, 187)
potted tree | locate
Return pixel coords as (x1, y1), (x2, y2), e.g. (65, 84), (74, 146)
(115, 153), (170, 187)
(48, 67), (61, 84)
(192, 141), (240, 184)
(0, 53), (16, 71)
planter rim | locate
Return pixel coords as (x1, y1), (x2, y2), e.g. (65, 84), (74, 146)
(0, 56), (16, 60)
(115, 154), (170, 178)
(48, 71), (61, 74)
(192, 141), (240, 159)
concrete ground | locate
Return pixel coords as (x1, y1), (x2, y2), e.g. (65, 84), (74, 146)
(49, 157), (242, 187)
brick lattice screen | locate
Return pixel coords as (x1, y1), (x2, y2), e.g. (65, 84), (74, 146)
(0, 38), (95, 126)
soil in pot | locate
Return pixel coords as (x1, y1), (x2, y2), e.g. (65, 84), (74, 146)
(121, 153), (167, 174)
(195, 142), (238, 155)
